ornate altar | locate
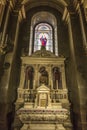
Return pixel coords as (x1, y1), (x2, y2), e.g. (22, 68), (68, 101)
(14, 49), (72, 130)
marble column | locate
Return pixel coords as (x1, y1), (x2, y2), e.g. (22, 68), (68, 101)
(4, 8), (23, 101)
(34, 65), (38, 89)
(48, 65), (53, 89)
(77, 3), (87, 51)
(65, 8), (84, 130)
(0, 5), (26, 130)
(51, 65), (53, 90)
(19, 65), (25, 89)
(29, 26), (33, 55)
(0, 1), (14, 130)
(0, 0), (5, 26)
(61, 64), (66, 89)
(0, 1), (13, 46)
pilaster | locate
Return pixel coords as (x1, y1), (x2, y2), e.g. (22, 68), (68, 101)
(61, 64), (66, 89)
(0, 0), (14, 55)
(0, 0), (6, 27)
(63, 6), (87, 130)
(34, 64), (38, 88)
(19, 64), (25, 89)
(1, 1), (12, 44)
(76, 2), (87, 53)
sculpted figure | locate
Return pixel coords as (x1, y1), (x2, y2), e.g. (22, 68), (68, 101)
(39, 67), (48, 85)
(53, 67), (61, 89)
(25, 66), (34, 89)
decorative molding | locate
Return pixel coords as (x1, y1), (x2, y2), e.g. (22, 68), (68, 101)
(31, 49), (58, 58)
(62, 7), (68, 21)
(17, 108), (69, 123)
(0, 43), (14, 55)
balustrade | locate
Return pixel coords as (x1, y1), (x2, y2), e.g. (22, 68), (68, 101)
(18, 89), (68, 103)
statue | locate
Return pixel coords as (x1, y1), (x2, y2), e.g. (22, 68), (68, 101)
(24, 66), (34, 89)
(53, 67), (61, 89)
(39, 67), (48, 85)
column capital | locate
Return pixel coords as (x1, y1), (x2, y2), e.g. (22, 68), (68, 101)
(19, 5), (26, 22)
(62, 7), (68, 21)
(0, 0), (7, 5)
(13, 4), (26, 22)
(62, 6), (76, 23)
(9, 0), (15, 9)
(74, 2), (82, 13)
(62, 7), (70, 23)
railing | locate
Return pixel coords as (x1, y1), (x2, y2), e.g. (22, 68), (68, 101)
(17, 88), (68, 103)
(50, 89), (68, 102)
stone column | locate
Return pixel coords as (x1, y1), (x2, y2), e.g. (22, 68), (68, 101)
(17, 64), (25, 102)
(29, 26), (33, 55)
(76, 3), (87, 52)
(4, 8), (23, 100)
(50, 65), (53, 90)
(48, 65), (52, 89)
(56, 80), (58, 90)
(0, 1), (13, 46)
(19, 65), (25, 89)
(0, 1), (14, 130)
(61, 64), (66, 89)
(33, 65), (38, 89)
(38, 65), (40, 86)
(0, 5), (26, 130)
(0, 1), (14, 56)
(0, 0), (6, 26)
(63, 7), (85, 130)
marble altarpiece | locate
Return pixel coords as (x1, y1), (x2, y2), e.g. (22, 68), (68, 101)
(13, 46), (73, 130)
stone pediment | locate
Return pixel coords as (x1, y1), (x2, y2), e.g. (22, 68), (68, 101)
(31, 49), (57, 58)
(37, 84), (50, 91)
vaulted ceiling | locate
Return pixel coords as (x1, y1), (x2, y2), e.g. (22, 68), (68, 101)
(21, 0), (70, 14)
(12, 0), (87, 16)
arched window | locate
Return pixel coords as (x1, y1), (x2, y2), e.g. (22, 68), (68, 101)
(34, 23), (53, 52)
(29, 11), (58, 56)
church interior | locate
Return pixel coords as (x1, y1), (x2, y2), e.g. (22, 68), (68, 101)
(0, 0), (87, 130)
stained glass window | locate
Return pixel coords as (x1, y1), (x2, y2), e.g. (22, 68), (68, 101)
(34, 23), (53, 52)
